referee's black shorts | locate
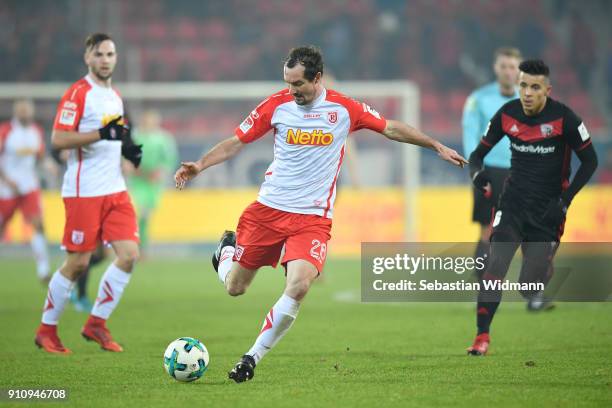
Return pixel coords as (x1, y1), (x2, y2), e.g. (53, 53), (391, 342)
(471, 166), (510, 225)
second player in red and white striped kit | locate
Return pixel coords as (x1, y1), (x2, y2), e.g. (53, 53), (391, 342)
(175, 46), (468, 382)
(35, 33), (142, 354)
(0, 99), (51, 282)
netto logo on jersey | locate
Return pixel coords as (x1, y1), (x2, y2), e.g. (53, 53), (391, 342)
(286, 129), (334, 146)
(511, 142), (555, 154)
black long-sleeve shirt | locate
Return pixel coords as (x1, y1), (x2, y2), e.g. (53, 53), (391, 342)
(469, 97), (598, 209)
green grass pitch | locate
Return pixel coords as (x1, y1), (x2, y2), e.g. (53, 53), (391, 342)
(1, 258), (610, 407)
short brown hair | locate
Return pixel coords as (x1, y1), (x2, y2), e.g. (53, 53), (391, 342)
(85, 33), (113, 52)
(284, 46), (324, 81)
(494, 47), (522, 61)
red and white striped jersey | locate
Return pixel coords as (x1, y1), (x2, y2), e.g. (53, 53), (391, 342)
(0, 119), (45, 198)
(53, 75), (125, 198)
(235, 88), (386, 218)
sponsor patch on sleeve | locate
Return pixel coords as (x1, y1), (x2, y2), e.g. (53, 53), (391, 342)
(239, 115), (254, 134)
(59, 109), (77, 126)
(578, 122), (590, 142)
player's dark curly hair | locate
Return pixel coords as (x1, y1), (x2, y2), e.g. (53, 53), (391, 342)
(284, 46), (324, 81)
(85, 33), (113, 52)
(519, 59), (550, 77)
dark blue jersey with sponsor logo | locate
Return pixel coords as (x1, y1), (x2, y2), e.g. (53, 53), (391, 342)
(480, 98), (592, 207)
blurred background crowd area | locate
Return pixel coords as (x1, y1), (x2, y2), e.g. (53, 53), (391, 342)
(1, 0), (611, 186)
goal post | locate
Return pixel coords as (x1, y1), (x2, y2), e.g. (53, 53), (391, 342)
(0, 80), (420, 240)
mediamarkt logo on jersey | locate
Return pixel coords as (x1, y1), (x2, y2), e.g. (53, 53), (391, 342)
(511, 142), (555, 154)
(286, 129), (334, 146)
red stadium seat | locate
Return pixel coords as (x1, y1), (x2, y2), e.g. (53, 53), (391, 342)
(176, 19), (199, 42)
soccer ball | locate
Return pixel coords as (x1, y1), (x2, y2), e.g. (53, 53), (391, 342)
(163, 337), (209, 382)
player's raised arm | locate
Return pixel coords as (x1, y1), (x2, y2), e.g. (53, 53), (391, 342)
(381, 119), (468, 167)
(174, 135), (244, 189)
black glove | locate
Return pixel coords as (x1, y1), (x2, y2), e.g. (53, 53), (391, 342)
(471, 169), (492, 198)
(542, 197), (568, 224)
(99, 116), (127, 141)
(122, 143), (143, 168)
(120, 126), (143, 168)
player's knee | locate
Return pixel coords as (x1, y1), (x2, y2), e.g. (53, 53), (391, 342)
(225, 281), (246, 297)
(227, 287), (246, 297)
(115, 253), (139, 273)
(285, 278), (311, 302)
(73, 259), (89, 274)
(63, 257), (90, 279)
(129, 248), (140, 264)
(116, 248), (140, 270)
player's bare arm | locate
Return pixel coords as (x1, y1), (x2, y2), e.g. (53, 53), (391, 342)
(51, 129), (100, 149)
(382, 119), (468, 167)
(174, 135), (244, 189)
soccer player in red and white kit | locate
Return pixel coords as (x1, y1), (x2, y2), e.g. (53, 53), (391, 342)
(0, 99), (51, 282)
(35, 33), (142, 354)
(175, 46), (468, 382)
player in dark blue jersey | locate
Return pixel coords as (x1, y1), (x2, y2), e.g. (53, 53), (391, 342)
(466, 60), (598, 356)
